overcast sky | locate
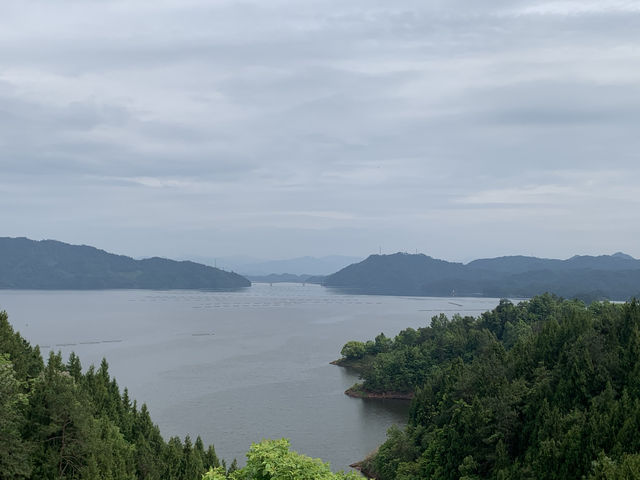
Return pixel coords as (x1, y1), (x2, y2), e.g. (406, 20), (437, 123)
(1, 0), (639, 262)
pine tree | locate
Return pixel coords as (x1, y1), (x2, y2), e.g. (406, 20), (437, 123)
(0, 354), (32, 478)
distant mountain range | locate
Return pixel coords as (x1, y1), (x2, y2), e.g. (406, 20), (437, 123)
(323, 252), (640, 301)
(190, 255), (363, 276)
(4, 237), (638, 300)
(246, 273), (325, 284)
(0, 237), (250, 290)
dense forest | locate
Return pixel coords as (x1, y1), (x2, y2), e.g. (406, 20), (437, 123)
(0, 310), (357, 480)
(0, 237), (250, 290)
(324, 252), (640, 301)
(337, 294), (640, 479)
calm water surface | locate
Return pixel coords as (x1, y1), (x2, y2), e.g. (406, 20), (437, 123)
(0, 284), (501, 471)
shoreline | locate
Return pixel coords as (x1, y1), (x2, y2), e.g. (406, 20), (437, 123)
(329, 358), (367, 369)
(349, 460), (378, 479)
(334, 359), (410, 478)
(331, 359), (414, 400)
(344, 385), (414, 400)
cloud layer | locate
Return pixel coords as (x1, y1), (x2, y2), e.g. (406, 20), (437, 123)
(1, 0), (639, 261)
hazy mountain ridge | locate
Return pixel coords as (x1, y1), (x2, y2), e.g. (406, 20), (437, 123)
(216, 255), (364, 276)
(0, 237), (250, 289)
(467, 252), (640, 273)
(324, 252), (640, 301)
(246, 273), (325, 284)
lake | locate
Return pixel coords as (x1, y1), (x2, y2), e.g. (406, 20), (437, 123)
(0, 284), (502, 471)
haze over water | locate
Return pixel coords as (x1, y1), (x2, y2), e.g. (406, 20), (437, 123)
(0, 284), (501, 470)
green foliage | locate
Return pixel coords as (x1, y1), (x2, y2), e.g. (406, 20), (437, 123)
(0, 353), (32, 478)
(348, 295), (640, 479)
(589, 453), (640, 479)
(202, 439), (361, 480)
(203, 467), (229, 480)
(28, 352), (95, 478)
(0, 310), (43, 379)
(340, 341), (366, 360)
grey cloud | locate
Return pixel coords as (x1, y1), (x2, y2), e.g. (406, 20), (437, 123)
(487, 106), (640, 126)
(1, 0), (640, 259)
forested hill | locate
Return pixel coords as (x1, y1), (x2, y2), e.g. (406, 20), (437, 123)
(337, 295), (640, 479)
(323, 252), (640, 300)
(0, 237), (250, 290)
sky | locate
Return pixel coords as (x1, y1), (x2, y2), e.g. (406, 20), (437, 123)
(1, 0), (639, 262)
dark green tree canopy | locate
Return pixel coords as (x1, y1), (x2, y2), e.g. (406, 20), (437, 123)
(344, 296), (640, 480)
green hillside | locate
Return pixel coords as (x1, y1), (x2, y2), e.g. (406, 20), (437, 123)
(336, 294), (640, 479)
(0, 237), (250, 290)
(324, 253), (640, 301)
